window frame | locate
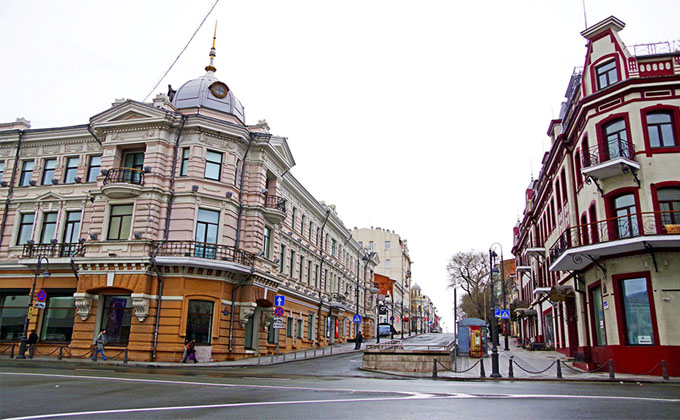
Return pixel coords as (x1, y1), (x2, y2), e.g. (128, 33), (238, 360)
(594, 58), (620, 91)
(596, 114), (633, 162)
(263, 226), (272, 259)
(17, 212), (35, 245)
(62, 210), (82, 244)
(40, 292), (76, 343)
(41, 158), (57, 185)
(87, 155), (102, 183)
(107, 204), (134, 241)
(185, 299), (215, 344)
(19, 160), (34, 186)
(0, 291), (30, 341)
(180, 148), (190, 177)
(63, 157), (79, 184)
(39, 212), (58, 244)
(650, 181), (680, 233)
(588, 281), (607, 346)
(640, 105), (680, 156)
(612, 271), (659, 347)
(204, 150), (222, 181)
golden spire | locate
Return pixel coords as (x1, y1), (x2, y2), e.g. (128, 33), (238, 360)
(205, 21), (217, 73)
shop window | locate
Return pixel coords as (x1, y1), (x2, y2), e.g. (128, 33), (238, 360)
(0, 293), (29, 340)
(620, 277), (654, 345)
(101, 295), (132, 345)
(87, 155), (102, 182)
(186, 299), (214, 344)
(41, 159), (57, 185)
(590, 285), (606, 346)
(245, 316), (254, 350)
(40, 294), (75, 342)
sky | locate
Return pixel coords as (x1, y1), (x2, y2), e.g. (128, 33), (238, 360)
(1, 0), (678, 332)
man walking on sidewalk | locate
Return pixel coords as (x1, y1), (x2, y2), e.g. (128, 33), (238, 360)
(91, 329), (107, 361)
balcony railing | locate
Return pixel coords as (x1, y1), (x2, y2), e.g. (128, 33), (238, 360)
(549, 210), (680, 261)
(582, 139), (636, 168)
(103, 168), (145, 186)
(152, 240), (255, 266)
(22, 242), (84, 258)
(264, 195), (286, 212)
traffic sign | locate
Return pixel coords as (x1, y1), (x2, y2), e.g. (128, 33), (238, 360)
(274, 295), (285, 306)
(272, 317), (284, 329)
(352, 315), (361, 323)
(34, 302), (46, 309)
(500, 310), (510, 320)
(37, 290), (47, 302)
(274, 307), (284, 317)
(389, 315), (394, 321)
(494, 308), (501, 318)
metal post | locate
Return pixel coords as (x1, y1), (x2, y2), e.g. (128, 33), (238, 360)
(124, 348), (128, 364)
(10, 344), (15, 358)
(508, 356), (514, 378)
(258, 355), (261, 365)
(662, 360), (669, 380)
(480, 358), (486, 378)
(18, 256), (48, 359)
(489, 249), (501, 377)
(58, 346), (63, 360)
(556, 359), (562, 379)
(433, 358), (438, 378)
(501, 250), (509, 351)
(608, 359), (615, 379)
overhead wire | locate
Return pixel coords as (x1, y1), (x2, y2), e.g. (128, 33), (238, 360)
(141, 0), (220, 102)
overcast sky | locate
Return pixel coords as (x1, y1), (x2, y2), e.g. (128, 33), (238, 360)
(1, 0), (677, 332)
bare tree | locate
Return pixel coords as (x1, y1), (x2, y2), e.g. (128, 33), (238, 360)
(447, 250), (490, 320)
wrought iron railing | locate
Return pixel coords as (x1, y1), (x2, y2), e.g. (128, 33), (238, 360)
(152, 240), (255, 266)
(264, 195), (286, 212)
(582, 139), (636, 168)
(103, 168), (145, 186)
(22, 243), (84, 258)
(549, 211), (680, 261)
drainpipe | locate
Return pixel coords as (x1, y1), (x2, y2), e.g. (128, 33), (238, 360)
(86, 124), (103, 147)
(235, 134), (257, 250)
(315, 208), (331, 346)
(150, 115), (186, 359)
(228, 261), (256, 352)
(0, 130), (24, 251)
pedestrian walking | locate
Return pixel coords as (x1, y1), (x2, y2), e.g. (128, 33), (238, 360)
(354, 331), (363, 350)
(182, 339), (197, 363)
(27, 329), (39, 358)
(91, 329), (107, 361)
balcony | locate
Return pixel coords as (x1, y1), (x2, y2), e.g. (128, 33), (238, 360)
(263, 194), (287, 224)
(549, 211), (680, 271)
(101, 167), (145, 198)
(22, 242), (85, 258)
(152, 240), (255, 268)
(581, 139), (640, 182)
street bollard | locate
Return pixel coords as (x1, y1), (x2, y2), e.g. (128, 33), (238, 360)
(508, 357), (514, 378)
(124, 348), (128, 364)
(330, 346), (333, 355)
(283, 353), (286, 361)
(662, 360), (669, 381)
(271, 354), (274, 363)
(304, 349), (307, 359)
(58, 346), (63, 360)
(556, 360), (563, 379)
(294, 352), (297, 360)
(608, 359), (615, 380)
(314, 348), (317, 357)
(258, 355), (261, 365)
(322, 347), (325, 356)
(480, 358), (486, 378)
(433, 358), (438, 378)
(10, 344), (15, 359)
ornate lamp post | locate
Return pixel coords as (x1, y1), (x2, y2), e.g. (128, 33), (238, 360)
(488, 245), (502, 378)
(17, 256), (50, 359)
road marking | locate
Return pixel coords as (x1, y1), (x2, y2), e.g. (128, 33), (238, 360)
(241, 376), (292, 381)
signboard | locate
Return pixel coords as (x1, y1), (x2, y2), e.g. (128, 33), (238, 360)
(352, 315), (361, 323)
(389, 315), (394, 321)
(34, 302), (46, 309)
(37, 290), (47, 302)
(274, 307), (284, 317)
(500, 310), (510, 320)
(274, 295), (285, 307)
(603, 300), (609, 310)
(272, 317), (284, 329)
(494, 308), (501, 318)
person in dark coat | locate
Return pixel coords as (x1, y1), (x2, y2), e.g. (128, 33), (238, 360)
(27, 329), (39, 358)
(182, 339), (197, 363)
(354, 331), (363, 350)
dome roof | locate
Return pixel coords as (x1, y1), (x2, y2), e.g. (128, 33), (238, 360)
(172, 71), (245, 123)
(411, 283), (421, 290)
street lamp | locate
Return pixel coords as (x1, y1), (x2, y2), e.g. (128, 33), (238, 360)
(400, 279), (408, 339)
(488, 246), (501, 378)
(385, 291), (393, 339)
(17, 255), (50, 359)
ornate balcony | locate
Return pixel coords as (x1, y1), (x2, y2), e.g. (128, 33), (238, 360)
(263, 194), (287, 224)
(549, 211), (680, 271)
(101, 167), (145, 198)
(152, 240), (255, 267)
(581, 140), (640, 185)
(22, 242), (85, 258)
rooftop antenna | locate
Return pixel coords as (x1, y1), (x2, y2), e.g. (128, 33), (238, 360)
(205, 21), (217, 73)
(582, 0), (588, 29)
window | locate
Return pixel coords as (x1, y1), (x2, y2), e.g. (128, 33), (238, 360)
(299, 256), (304, 280)
(63, 211), (82, 244)
(195, 208), (219, 258)
(368, 241), (374, 250)
(123, 152), (144, 184)
(101, 295), (132, 344)
(301, 215), (306, 236)
(590, 285), (606, 346)
(87, 156), (101, 182)
(613, 194), (639, 238)
(17, 213), (34, 245)
(0, 293), (29, 340)
(204, 150), (222, 181)
(574, 150), (583, 189)
(186, 300), (214, 344)
(307, 261), (312, 285)
(245, 315), (255, 350)
(596, 60), (618, 90)
(658, 188), (680, 228)
(291, 208), (297, 230)
(0, 160), (4, 180)
(267, 318), (277, 344)
(385, 259), (391, 269)
(279, 245), (286, 272)
(19, 160), (34, 186)
(555, 181), (562, 210)
(296, 318), (303, 338)
(107, 204), (133, 240)
(646, 112), (676, 148)
(41, 294), (75, 342)
(620, 277), (654, 345)
(42, 159), (57, 185)
(263, 226), (272, 258)
(180, 148), (190, 176)
(289, 251), (295, 277)
(385, 241), (390, 250)
(308, 221), (313, 241)
(331, 239), (336, 256)
(314, 264), (319, 288)
(286, 317), (293, 337)
(64, 157), (79, 184)
(307, 314), (314, 340)
(39, 212), (58, 244)
(603, 119), (629, 160)
(560, 169), (567, 205)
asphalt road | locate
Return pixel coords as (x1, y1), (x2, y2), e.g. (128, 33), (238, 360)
(2, 352), (679, 420)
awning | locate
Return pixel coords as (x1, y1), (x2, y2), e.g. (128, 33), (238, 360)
(549, 285), (575, 302)
(533, 287), (551, 296)
(514, 308), (538, 317)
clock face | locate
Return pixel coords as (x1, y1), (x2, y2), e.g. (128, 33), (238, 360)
(209, 82), (229, 98)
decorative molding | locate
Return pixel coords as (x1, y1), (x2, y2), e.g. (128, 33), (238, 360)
(74, 293), (93, 320)
(239, 305), (256, 327)
(131, 293), (150, 322)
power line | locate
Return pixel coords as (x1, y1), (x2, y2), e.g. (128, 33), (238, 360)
(142, 0), (220, 102)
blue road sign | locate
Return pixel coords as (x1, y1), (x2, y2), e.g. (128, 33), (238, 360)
(353, 315), (361, 323)
(500, 310), (510, 319)
(274, 307), (284, 317)
(494, 308), (501, 318)
(274, 295), (285, 306)
(37, 290), (47, 302)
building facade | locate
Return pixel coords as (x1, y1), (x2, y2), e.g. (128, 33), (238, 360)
(0, 48), (379, 362)
(512, 17), (680, 375)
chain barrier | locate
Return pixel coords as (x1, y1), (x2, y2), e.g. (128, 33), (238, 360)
(436, 358), (481, 374)
(664, 361), (680, 374)
(613, 360), (662, 376)
(64, 347), (94, 359)
(32, 347), (61, 357)
(513, 359), (557, 374)
(0, 344), (13, 354)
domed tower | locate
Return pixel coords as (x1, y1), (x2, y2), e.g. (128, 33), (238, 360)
(172, 25), (245, 123)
